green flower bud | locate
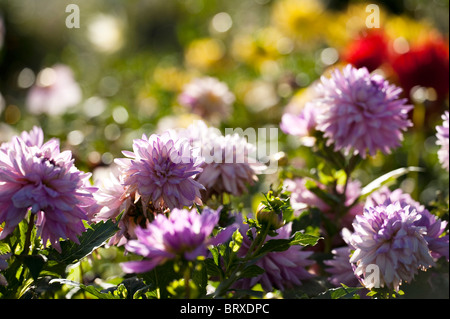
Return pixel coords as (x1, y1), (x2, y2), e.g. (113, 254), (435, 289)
(255, 202), (284, 230)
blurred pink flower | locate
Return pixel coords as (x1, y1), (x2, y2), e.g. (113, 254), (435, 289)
(178, 77), (235, 124)
(280, 102), (320, 146)
(26, 64), (82, 116)
(436, 111), (449, 172)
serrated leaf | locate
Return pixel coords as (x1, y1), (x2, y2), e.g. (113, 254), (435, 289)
(290, 232), (322, 247)
(47, 219), (119, 265)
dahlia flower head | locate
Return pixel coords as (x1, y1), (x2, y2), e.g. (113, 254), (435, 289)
(178, 77), (235, 124)
(280, 102), (320, 147)
(93, 172), (133, 246)
(0, 127), (98, 252)
(115, 130), (205, 212)
(314, 64), (413, 158)
(436, 111), (449, 172)
(366, 186), (449, 261)
(26, 64), (82, 116)
(348, 202), (435, 291)
(121, 207), (237, 273)
(233, 218), (315, 291)
(183, 121), (266, 199)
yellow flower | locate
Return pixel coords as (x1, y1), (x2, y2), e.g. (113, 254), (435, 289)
(384, 15), (435, 47)
(231, 27), (292, 71)
(271, 0), (329, 45)
(184, 38), (225, 71)
(324, 3), (388, 48)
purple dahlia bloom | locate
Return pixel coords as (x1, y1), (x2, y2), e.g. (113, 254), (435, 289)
(0, 127), (98, 252)
(183, 121), (266, 199)
(366, 186), (449, 261)
(234, 219), (314, 291)
(115, 130), (205, 211)
(315, 65), (413, 158)
(121, 207), (236, 273)
(348, 202), (434, 291)
(436, 111), (449, 171)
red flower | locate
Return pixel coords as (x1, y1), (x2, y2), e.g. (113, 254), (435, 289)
(390, 36), (449, 100)
(341, 30), (389, 72)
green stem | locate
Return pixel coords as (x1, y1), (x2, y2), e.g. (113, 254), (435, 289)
(213, 224), (270, 298)
(22, 213), (35, 256)
(184, 266), (191, 299)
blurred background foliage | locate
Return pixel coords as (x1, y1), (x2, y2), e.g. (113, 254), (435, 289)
(0, 0), (448, 296)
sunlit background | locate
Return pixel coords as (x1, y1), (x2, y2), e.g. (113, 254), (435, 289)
(0, 0), (448, 292)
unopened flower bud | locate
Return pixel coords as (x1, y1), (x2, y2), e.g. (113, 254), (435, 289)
(256, 202), (284, 230)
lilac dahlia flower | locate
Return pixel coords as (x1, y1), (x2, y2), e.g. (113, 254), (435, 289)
(366, 186), (449, 261)
(0, 127), (98, 252)
(178, 77), (235, 124)
(436, 111), (449, 171)
(348, 202), (434, 291)
(314, 65), (413, 158)
(115, 130), (205, 212)
(234, 220), (314, 291)
(121, 207), (236, 273)
(183, 121), (266, 199)
(93, 172), (134, 246)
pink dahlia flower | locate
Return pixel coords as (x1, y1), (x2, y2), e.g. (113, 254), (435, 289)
(315, 65), (413, 158)
(178, 77), (235, 124)
(0, 127), (98, 252)
(183, 121), (266, 199)
(366, 186), (448, 261)
(115, 130), (205, 211)
(348, 202), (434, 291)
(436, 111), (449, 171)
(121, 207), (236, 273)
(234, 220), (314, 291)
(93, 172), (134, 246)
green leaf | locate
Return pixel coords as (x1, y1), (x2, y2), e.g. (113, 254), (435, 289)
(290, 232), (322, 247)
(360, 167), (424, 198)
(49, 279), (119, 299)
(22, 254), (47, 280)
(237, 265), (265, 279)
(319, 284), (363, 299)
(257, 239), (291, 256)
(47, 219), (119, 265)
